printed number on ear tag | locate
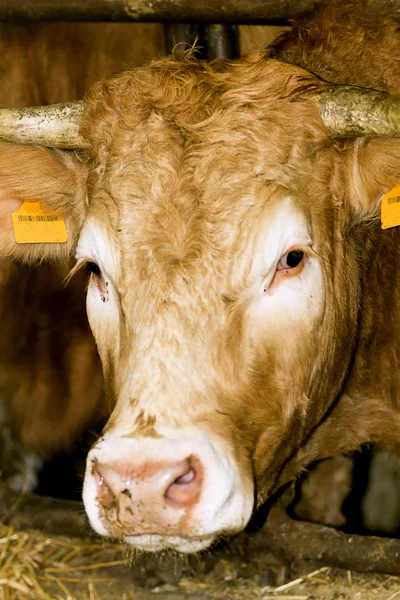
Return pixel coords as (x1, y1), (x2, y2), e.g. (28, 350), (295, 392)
(381, 181), (400, 230)
(12, 201), (68, 243)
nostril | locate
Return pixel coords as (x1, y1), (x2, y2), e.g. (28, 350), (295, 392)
(174, 467), (195, 485)
(93, 464), (116, 509)
(164, 458), (203, 508)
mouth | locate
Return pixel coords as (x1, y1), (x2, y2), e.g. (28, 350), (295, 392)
(123, 533), (217, 553)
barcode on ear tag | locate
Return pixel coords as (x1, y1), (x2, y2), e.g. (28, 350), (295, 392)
(12, 201), (68, 243)
(381, 181), (400, 229)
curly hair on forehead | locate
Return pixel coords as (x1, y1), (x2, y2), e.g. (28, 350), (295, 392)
(79, 50), (332, 173)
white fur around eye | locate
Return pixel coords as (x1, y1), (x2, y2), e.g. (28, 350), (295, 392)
(250, 198), (324, 337)
(76, 214), (121, 368)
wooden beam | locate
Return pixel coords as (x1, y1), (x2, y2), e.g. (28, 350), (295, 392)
(257, 505), (400, 577)
(1, 0), (320, 24)
(2, 484), (400, 576)
(3, 0), (400, 25)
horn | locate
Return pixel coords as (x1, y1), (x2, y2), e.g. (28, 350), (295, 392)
(0, 101), (87, 149)
(2, 87), (398, 148)
(316, 85), (400, 138)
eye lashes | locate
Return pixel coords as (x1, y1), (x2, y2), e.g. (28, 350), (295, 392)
(63, 258), (92, 286)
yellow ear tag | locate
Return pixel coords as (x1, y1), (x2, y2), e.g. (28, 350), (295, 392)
(12, 201), (68, 244)
(381, 181), (400, 229)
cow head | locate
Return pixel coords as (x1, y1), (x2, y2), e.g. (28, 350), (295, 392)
(0, 54), (399, 552)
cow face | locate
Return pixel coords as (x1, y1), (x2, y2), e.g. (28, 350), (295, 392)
(0, 55), (399, 552)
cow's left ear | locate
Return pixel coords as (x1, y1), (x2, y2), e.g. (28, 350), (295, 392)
(332, 138), (400, 223)
(0, 141), (87, 264)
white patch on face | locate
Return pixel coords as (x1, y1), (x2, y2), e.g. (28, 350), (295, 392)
(75, 214), (121, 366)
(249, 197), (324, 337)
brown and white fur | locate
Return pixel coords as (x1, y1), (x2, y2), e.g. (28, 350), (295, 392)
(0, 1), (399, 551)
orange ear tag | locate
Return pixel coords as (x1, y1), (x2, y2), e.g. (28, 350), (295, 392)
(381, 181), (400, 229)
(12, 201), (68, 243)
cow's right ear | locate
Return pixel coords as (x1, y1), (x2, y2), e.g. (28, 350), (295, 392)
(331, 138), (400, 225)
(0, 142), (87, 264)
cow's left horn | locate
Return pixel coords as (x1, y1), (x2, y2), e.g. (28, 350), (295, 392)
(316, 85), (400, 138)
(0, 101), (87, 149)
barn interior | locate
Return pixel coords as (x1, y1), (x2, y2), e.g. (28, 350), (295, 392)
(1, 1), (400, 599)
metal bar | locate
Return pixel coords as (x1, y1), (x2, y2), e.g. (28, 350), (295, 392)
(164, 23), (199, 54)
(1, 0), (320, 24)
(201, 24), (240, 59)
(164, 23), (239, 60)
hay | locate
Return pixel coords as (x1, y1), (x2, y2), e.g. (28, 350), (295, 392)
(0, 520), (399, 600)
(0, 523), (127, 599)
(0, 521), (326, 600)
(269, 566), (330, 593)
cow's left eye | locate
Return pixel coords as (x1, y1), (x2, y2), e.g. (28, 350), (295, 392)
(85, 261), (109, 303)
(87, 261), (101, 277)
(277, 249), (304, 271)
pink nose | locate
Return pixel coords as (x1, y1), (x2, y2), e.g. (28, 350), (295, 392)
(92, 456), (203, 535)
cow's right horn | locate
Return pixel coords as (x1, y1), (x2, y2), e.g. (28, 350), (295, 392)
(0, 101), (87, 149)
(316, 85), (400, 138)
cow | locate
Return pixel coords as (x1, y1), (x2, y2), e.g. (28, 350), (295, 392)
(0, 22), (164, 490)
(0, 0), (399, 552)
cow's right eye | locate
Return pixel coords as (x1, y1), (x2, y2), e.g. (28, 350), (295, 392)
(87, 262), (101, 277)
